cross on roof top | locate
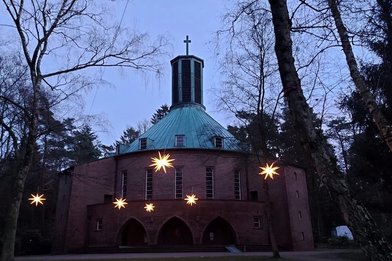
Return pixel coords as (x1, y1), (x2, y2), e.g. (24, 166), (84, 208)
(184, 35), (191, 55)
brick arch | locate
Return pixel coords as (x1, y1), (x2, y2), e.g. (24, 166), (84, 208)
(157, 216), (193, 245)
(202, 216), (237, 245)
(117, 217), (149, 246)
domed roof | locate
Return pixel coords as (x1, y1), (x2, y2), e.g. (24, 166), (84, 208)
(118, 104), (243, 154)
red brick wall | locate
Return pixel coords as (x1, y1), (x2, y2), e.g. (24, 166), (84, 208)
(283, 166), (314, 250)
(87, 200), (269, 247)
(64, 158), (116, 251)
(115, 150), (246, 201)
(55, 150), (314, 252)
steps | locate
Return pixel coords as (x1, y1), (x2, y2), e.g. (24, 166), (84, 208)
(81, 245), (227, 254)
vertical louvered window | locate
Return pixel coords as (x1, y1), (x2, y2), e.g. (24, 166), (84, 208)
(234, 170), (241, 200)
(206, 167), (214, 199)
(121, 170), (127, 198)
(194, 60), (202, 103)
(175, 168), (183, 199)
(182, 59), (191, 102)
(172, 61), (179, 104)
(145, 169), (153, 200)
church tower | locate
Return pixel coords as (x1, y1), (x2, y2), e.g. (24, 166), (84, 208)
(170, 35), (204, 108)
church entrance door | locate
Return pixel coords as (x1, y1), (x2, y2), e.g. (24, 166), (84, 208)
(157, 217), (193, 245)
(202, 217), (236, 245)
(120, 218), (147, 246)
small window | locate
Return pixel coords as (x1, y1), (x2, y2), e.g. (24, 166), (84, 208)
(213, 136), (224, 148)
(301, 232), (305, 241)
(96, 218), (103, 231)
(295, 190), (300, 198)
(250, 191), (258, 201)
(294, 171), (298, 181)
(175, 135), (185, 147)
(253, 217), (262, 229)
(139, 138), (147, 150)
(298, 210), (302, 219)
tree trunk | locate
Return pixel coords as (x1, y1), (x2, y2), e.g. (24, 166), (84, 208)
(1, 80), (40, 261)
(268, 1), (392, 260)
(328, 0), (392, 153)
(265, 183), (280, 258)
(1, 168), (29, 261)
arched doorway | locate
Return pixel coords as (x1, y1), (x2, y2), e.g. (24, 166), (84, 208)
(202, 217), (236, 245)
(120, 218), (147, 246)
(157, 217), (193, 245)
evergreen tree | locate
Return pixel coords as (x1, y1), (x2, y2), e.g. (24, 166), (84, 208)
(339, 0), (392, 241)
(150, 104), (170, 124)
(69, 125), (101, 165)
(116, 127), (140, 145)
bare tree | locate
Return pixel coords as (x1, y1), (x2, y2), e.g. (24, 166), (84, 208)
(0, 1), (165, 260)
(268, 0), (392, 260)
(326, 0), (392, 153)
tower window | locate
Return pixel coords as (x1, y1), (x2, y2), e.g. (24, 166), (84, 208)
(194, 60), (202, 104)
(213, 137), (224, 148)
(175, 135), (186, 147)
(298, 210), (302, 219)
(206, 167), (214, 199)
(175, 168), (183, 199)
(182, 59), (191, 102)
(145, 169), (153, 200)
(121, 170), (127, 198)
(234, 170), (241, 200)
(139, 138), (147, 150)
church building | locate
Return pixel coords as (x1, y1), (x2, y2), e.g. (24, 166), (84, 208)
(53, 40), (314, 253)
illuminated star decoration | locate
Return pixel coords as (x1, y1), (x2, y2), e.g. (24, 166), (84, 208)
(150, 151), (175, 173)
(144, 203), (155, 212)
(113, 198), (128, 209)
(184, 194), (198, 206)
(259, 162), (280, 180)
(28, 193), (46, 206)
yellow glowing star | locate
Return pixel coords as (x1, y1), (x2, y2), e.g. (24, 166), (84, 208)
(28, 194), (46, 206)
(113, 198), (128, 209)
(259, 162), (280, 180)
(144, 203), (155, 212)
(150, 151), (175, 173)
(184, 194), (198, 206)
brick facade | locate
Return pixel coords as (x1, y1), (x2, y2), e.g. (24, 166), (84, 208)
(54, 149), (314, 252)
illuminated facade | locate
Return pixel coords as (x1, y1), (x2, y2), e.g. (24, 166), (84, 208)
(53, 52), (314, 253)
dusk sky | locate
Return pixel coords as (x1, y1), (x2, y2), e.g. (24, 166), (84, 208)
(84, 0), (236, 145)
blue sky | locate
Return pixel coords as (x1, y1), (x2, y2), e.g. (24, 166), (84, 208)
(85, 0), (236, 145)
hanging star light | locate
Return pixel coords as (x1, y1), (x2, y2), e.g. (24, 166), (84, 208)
(113, 198), (128, 209)
(144, 203), (155, 212)
(259, 162), (280, 180)
(184, 194), (198, 206)
(150, 151), (175, 173)
(28, 193), (46, 206)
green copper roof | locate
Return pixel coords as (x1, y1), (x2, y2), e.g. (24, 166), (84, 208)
(119, 104), (243, 154)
